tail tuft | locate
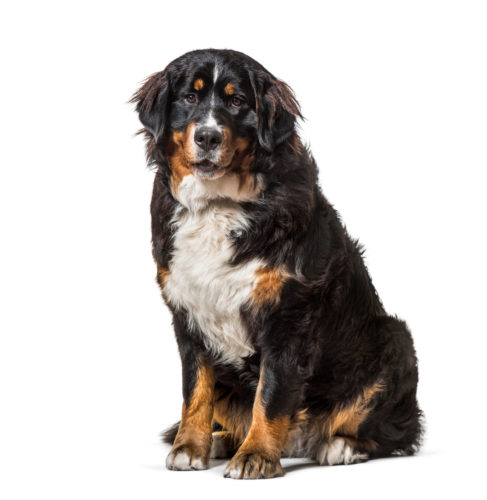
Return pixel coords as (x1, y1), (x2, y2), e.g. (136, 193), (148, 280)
(161, 422), (180, 445)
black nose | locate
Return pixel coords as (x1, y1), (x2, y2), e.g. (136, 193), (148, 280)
(194, 127), (222, 152)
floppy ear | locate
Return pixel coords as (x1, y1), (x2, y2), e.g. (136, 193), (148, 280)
(251, 72), (302, 152)
(131, 71), (170, 141)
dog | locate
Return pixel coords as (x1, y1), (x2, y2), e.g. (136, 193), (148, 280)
(131, 49), (423, 479)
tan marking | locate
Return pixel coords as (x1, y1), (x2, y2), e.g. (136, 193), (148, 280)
(216, 130), (256, 190)
(194, 78), (204, 91)
(224, 82), (235, 95)
(234, 135), (250, 151)
(234, 373), (290, 460)
(232, 137), (255, 192)
(236, 155), (256, 191)
(165, 126), (196, 194)
(216, 128), (250, 168)
(216, 126), (234, 167)
(213, 390), (252, 446)
(157, 267), (170, 287)
(234, 136), (251, 158)
(166, 122), (256, 196)
(320, 383), (383, 439)
(251, 267), (288, 307)
(224, 372), (291, 478)
(170, 362), (215, 463)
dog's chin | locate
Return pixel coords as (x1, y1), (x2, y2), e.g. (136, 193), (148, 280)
(192, 160), (227, 180)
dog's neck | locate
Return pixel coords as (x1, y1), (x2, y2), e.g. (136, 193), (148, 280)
(173, 172), (264, 212)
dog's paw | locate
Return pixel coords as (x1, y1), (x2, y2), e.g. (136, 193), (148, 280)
(316, 437), (368, 466)
(224, 452), (283, 479)
(165, 444), (209, 471)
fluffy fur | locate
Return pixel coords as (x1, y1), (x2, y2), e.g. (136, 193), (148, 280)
(132, 49), (423, 479)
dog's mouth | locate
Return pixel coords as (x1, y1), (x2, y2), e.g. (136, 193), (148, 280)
(191, 154), (237, 179)
(195, 159), (219, 174)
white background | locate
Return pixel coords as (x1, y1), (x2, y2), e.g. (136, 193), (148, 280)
(1, 1), (486, 498)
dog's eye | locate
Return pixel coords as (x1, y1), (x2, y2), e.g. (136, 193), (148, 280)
(230, 96), (243, 108)
(185, 93), (197, 104)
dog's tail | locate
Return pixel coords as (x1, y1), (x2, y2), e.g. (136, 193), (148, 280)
(161, 421), (180, 444)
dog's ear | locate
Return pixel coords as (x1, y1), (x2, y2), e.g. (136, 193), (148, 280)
(251, 71), (302, 152)
(131, 71), (170, 141)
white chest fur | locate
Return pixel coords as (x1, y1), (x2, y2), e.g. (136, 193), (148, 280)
(164, 192), (262, 365)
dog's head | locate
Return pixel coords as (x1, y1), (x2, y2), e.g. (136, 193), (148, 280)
(132, 49), (302, 192)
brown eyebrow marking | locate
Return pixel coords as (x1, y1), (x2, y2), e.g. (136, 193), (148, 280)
(224, 82), (235, 95)
(194, 78), (204, 90)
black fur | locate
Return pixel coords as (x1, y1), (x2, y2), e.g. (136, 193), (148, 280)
(132, 49), (423, 470)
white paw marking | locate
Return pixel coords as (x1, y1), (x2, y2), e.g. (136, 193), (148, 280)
(225, 466), (242, 479)
(316, 437), (368, 466)
(189, 457), (206, 470)
(166, 449), (207, 471)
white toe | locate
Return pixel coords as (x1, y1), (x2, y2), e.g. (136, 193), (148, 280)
(316, 437), (368, 466)
(190, 457), (206, 470)
(326, 437), (346, 465)
(166, 450), (192, 470)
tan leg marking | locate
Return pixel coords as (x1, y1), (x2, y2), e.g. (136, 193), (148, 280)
(312, 383), (383, 465)
(321, 383), (383, 439)
(224, 376), (290, 479)
(166, 363), (215, 471)
(213, 390), (252, 446)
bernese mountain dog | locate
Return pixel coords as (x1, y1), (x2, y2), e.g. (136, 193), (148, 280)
(131, 49), (423, 479)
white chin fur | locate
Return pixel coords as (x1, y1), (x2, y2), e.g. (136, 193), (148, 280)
(193, 168), (226, 181)
(175, 173), (263, 211)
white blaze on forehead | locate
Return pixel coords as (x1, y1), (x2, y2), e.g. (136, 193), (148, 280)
(197, 62), (221, 130)
(213, 63), (219, 83)
(202, 111), (219, 129)
(203, 82), (220, 128)
(208, 62), (220, 109)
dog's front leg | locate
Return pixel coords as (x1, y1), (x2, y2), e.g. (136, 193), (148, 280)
(166, 316), (215, 471)
(224, 356), (301, 479)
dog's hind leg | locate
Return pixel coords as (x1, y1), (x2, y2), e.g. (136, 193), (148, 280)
(315, 436), (373, 465)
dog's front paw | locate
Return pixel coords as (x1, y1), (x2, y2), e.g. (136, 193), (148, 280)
(224, 452), (283, 479)
(166, 444), (209, 471)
